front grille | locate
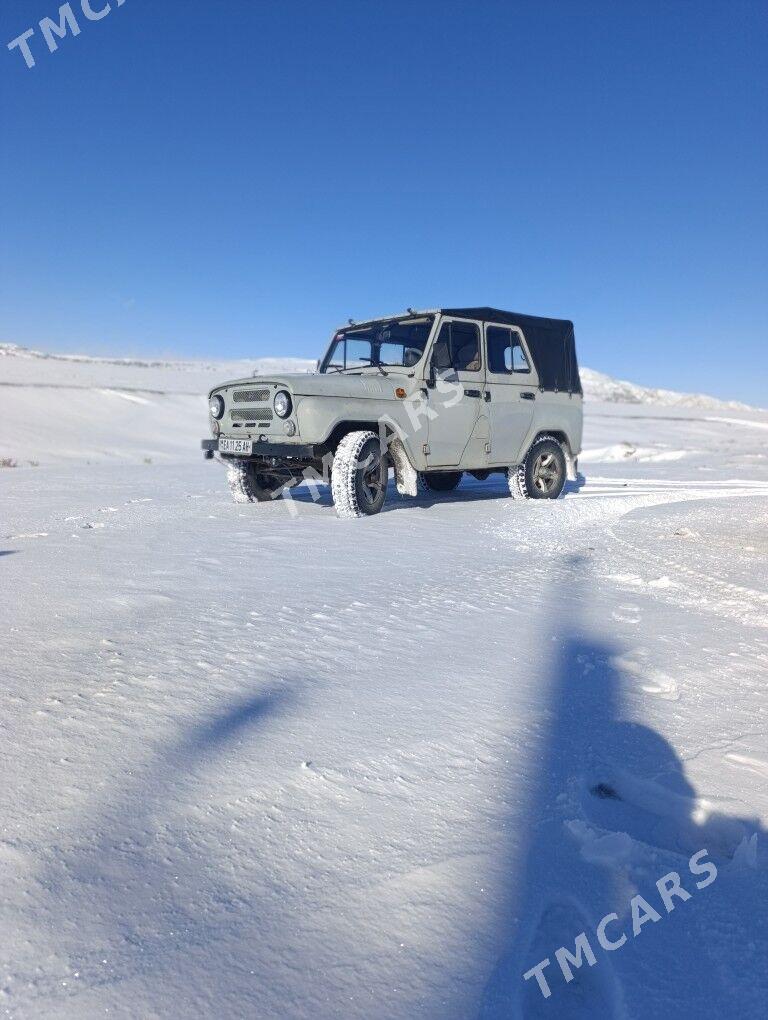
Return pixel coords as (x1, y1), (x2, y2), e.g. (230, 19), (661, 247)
(233, 388), (270, 403)
(231, 407), (273, 422)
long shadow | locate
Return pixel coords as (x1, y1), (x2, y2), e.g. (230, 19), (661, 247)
(479, 558), (766, 1018)
(287, 470), (586, 513)
(38, 682), (298, 1006)
(0, 550), (18, 557)
(182, 687), (290, 753)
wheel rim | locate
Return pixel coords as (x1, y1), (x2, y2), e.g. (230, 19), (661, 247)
(359, 445), (386, 506)
(532, 452), (561, 494)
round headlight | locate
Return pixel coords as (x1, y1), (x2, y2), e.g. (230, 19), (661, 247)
(274, 390), (292, 418)
(209, 394), (224, 419)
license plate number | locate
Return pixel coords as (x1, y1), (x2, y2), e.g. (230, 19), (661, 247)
(219, 437), (253, 455)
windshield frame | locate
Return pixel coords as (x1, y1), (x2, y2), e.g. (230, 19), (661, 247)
(319, 314), (437, 374)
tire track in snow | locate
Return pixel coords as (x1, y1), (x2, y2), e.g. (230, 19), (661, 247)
(606, 518), (768, 630)
(562, 478), (768, 628)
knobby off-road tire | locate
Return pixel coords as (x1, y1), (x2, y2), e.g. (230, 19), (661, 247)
(507, 436), (567, 500)
(331, 431), (389, 519)
(421, 471), (463, 492)
(227, 460), (285, 503)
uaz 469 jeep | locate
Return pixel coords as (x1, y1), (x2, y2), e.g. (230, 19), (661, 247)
(201, 307), (583, 518)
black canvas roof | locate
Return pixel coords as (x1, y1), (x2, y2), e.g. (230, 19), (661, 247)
(441, 306), (581, 395)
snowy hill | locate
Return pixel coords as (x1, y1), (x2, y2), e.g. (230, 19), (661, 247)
(0, 342), (762, 466)
(0, 342), (314, 392)
(1, 341), (753, 408)
(580, 367), (754, 411)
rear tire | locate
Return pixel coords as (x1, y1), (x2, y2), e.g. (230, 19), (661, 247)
(227, 460), (285, 503)
(421, 471), (462, 492)
(507, 436), (566, 500)
(331, 431), (389, 519)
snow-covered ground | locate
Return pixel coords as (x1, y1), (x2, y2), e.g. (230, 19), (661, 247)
(0, 344), (314, 466)
(1, 345), (767, 1018)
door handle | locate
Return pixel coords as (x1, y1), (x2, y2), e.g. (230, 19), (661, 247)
(463, 388), (482, 398)
(520, 391), (536, 400)
(484, 391), (491, 402)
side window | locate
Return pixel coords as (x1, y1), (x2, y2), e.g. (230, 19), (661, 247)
(487, 326), (511, 373)
(487, 325), (530, 374)
(431, 321), (481, 373)
(451, 322), (481, 371)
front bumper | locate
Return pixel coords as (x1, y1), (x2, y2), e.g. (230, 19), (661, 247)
(201, 438), (316, 461)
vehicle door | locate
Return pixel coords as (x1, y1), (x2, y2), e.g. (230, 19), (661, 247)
(484, 323), (539, 464)
(425, 317), (485, 467)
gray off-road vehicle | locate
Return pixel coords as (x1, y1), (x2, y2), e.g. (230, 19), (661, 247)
(201, 307), (583, 518)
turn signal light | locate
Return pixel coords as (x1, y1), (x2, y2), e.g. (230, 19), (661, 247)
(395, 387), (406, 398)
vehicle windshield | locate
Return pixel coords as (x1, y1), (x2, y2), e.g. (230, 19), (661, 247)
(320, 316), (434, 373)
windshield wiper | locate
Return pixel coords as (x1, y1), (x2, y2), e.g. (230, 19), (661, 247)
(327, 364), (389, 376)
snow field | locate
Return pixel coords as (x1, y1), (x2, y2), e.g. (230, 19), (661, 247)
(1, 346), (767, 1018)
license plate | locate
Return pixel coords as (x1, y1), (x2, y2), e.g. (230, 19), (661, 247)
(219, 437), (253, 455)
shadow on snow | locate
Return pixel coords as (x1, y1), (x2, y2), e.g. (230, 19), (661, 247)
(478, 555), (766, 1019)
(285, 472), (585, 514)
(38, 682), (298, 1008)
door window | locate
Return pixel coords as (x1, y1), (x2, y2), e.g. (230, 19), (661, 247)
(487, 326), (530, 374)
(432, 321), (482, 373)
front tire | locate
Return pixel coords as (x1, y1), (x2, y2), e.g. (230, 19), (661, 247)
(227, 460), (285, 503)
(331, 431), (389, 519)
(421, 471), (462, 492)
(507, 436), (567, 500)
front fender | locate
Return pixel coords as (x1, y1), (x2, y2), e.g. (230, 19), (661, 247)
(295, 395), (427, 468)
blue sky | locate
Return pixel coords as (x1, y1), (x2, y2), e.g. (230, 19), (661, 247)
(1, 0), (766, 402)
